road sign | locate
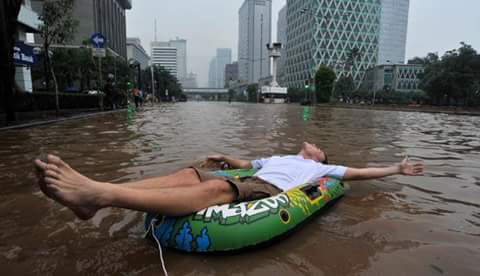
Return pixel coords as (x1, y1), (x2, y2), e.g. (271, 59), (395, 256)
(13, 41), (35, 66)
(90, 33), (106, 48)
(92, 48), (106, 58)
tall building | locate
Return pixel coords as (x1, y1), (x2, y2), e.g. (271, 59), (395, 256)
(238, 0), (272, 84)
(208, 57), (217, 88)
(284, 0), (382, 88)
(151, 42), (178, 77)
(225, 62), (239, 88)
(216, 48), (232, 88)
(168, 38), (187, 81)
(32, 0), (132, 58)
(127, 38), (150, 70)
(150, 38), (187, 81)
(207, 49), (232, 88)
(182, 72), (198, 88)
(276, 5), (287, 86)
(378, 0), (410, 65)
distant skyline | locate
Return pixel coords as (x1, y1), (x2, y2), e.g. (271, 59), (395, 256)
(126, 0), (480, 87)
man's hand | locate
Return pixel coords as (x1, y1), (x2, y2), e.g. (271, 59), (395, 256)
(399, 156), (424, 176)
(202, 155), (252, 170)
(200, 155), (226, 169)
(344, 156), (425, 181)
(207, 155), (225, 162)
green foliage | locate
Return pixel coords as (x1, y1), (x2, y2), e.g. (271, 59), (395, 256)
(32, 47), (132, 96)
(37, 0), (79, 111)
(419, 42), (480, 106)
(38, 0), (78, 46)
(143, 65), (182, 101)
(287, 87), (306, 103)
(333, 76), (355, 101)
(246, 84), (258, 102)
(314, 65), (336, 103)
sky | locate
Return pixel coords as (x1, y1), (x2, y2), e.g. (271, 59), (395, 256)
(126, 0), (480, 87)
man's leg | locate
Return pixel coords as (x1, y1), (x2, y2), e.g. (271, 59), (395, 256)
(107, 180), (235, 216)
(121, 168), (201, 189)
(38, 155), (202, 190)
(34, 155), (236, 219)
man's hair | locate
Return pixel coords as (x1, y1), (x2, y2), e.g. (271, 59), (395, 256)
(321, 152), (329, 164)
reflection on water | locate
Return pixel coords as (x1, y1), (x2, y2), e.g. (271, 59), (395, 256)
(0, 102), (479, 275)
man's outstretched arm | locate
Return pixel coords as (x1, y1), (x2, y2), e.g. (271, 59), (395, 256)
(343, 157), (424, 181)
(207, 155), (253, 169)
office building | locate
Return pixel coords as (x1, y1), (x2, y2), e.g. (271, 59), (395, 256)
(238, 0), (272, 84)
(127, 38), (150, 70)
(32, 0), (132, 58)
(150, 38), (187, 80)
(216, 48), (232, 88)
(208, 57), (218, 88)
(362, 64), (424, 93)
(284, 0), (382, 88)
(151, 41), (178, 77)
(224, 62), (239, 88)
(168, 38), (187, 80)
(378, 0), (410, 65)
(276, 5), (287, 86)
(182, 72), (198, 88)
(207, 48), (232, 88)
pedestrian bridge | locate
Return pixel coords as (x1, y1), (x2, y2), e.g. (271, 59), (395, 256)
(182, 88), (229, 101)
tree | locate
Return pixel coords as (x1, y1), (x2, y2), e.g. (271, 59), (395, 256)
(314, 65), (336, 103)
(408, 57), (426, 65)
(420, 43), (480, 106)
(38, 0), (78, 115)
(333, 76), (355, 102)
(246, 84), (258, 103)
(0, 0), (22, 125)
(287, 87), (305, 103)
(144, 65), (182, 102)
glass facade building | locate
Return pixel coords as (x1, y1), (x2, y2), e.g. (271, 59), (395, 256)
(238, 0), (272, 84)
(32, 0), (132, 58)
(285, 0), (384, 88)
(378, 0), (409, 65)
(151, 42), (178, 78)
(362, 64), (424, 92)
(277, 5), (287, 86)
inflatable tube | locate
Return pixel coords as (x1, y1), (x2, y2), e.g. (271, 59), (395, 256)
(144, 169), (345, 252)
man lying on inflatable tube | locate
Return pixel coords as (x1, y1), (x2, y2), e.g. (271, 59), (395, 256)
(33, 142), (424, 222)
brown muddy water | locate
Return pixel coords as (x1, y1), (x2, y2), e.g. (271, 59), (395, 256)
(0, 102), (479, 275)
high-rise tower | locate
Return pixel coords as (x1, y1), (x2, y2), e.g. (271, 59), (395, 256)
(378, 0), (410, 65)
(238, 0), (272, 84)
(284, 0), (382, 88)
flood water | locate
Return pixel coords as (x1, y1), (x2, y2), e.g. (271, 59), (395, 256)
(1, 102), (479, 275)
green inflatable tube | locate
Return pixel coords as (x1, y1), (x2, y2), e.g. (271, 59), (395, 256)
(144, 169), (345, 252)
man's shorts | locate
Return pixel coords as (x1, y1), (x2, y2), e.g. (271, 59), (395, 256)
(190, 167), (282, 202)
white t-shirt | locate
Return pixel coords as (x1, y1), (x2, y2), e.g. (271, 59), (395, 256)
(251, 155), (347, 191)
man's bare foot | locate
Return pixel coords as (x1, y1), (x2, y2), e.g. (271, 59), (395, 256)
(34, 154), (112, 220)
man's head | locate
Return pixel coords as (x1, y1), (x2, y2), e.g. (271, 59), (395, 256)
(299, 142), (328, 164)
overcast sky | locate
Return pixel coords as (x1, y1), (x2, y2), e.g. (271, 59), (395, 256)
(126, 0), (480, 87)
